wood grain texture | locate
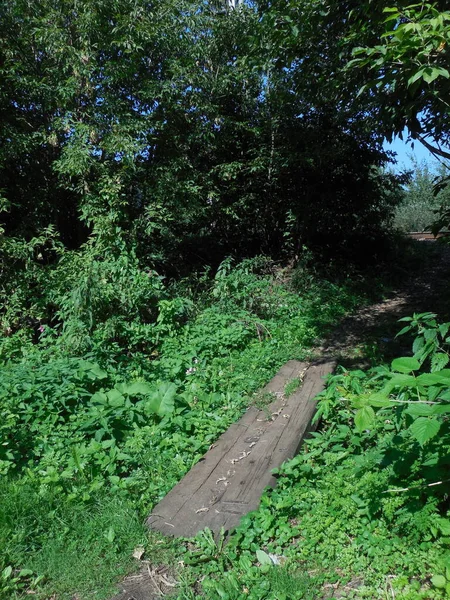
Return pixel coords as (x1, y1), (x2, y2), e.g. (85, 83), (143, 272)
(147, 359), (335, 538)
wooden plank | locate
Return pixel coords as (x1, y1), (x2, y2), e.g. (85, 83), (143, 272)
(146, 360), (301, 531)
(407, 231), (450, 240)
(147, 359), (335, 538)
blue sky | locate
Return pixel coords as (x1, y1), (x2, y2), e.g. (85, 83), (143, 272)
(383, 135), (438, 172)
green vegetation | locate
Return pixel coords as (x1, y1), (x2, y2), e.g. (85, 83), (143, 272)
(169, 313), (450, 600)
(346, 2), (450, 162)
(394, 161), (450, 232)
(1, 0), (450, 598)
(1, 257), (380, 599)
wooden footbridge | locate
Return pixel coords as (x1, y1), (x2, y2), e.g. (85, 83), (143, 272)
(112, 360), (335, 598)
(147, 359), (335, 538)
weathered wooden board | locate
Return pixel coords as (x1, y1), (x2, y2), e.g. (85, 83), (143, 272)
(147, 359), (335, 538)
(408, 231), (449, 240)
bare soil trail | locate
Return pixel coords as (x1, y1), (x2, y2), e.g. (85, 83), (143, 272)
(110, 240), (450, 600)
(316, 241), (450, 367)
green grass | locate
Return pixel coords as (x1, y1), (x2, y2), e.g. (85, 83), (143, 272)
(0, 480), (147, 599)
(284, 376), (303, 397)
(0, 254), (424, 599)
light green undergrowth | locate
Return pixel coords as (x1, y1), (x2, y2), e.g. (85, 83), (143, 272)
(0, 261), (371, 600)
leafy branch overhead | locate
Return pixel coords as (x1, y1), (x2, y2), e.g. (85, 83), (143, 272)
(347, 3), (450, 160)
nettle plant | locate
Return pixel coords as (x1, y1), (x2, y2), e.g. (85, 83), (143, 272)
(368, 312), (450, 446)
(0, 356), (179, 489)
(316, 312), (450, 487)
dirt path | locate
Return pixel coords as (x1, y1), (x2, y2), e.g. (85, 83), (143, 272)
(110, 241), (450, 600)
(315, 241), (450, 366)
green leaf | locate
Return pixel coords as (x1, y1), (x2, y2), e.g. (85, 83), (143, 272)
(145, 382), (177, 417)
(384, 14), (400, 24)
(417, 371), (450, 386)
(408, 68), (426, 87)
(79, 361), (108, 379)
(409, 417), (441, 445)
(412, 335), (425, 355)
(423, 66), (450, 84)
(424, 328), (437, 342)
(428, 385), (441, 401)
(91, 392), (108, 404)
(2, 566), (12, 580)
(391, 357), (420, 373)
(101, 439), (115, 449)
(106, 389), (125, 407)
(354, 406), (376, 432)
(106, 527), (116, 543)
(415, 340), (436, 364)
(89, 365), (108, 380)
(396, 325), (412, 337)
(431, 353), (450, 372)
(18, 569), (33, 577)
(431, 575), (446, 589)
(351, 46), (369, 56)
(256, 549), (272, 566)
(439, 323), (450, 338)
(367, 393), (391, 408)
(78, 360), (97, 370)
(382, 374), (416, 394)
(124, 381), (153, 395)
(437, 518), (450, 535)
(404, 403), (437, 417)
(213, 584), (228, 598)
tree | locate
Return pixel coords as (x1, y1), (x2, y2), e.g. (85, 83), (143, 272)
(0, 0), (407, 337)
(394, 160), (450, 231)
(347, 2), (450, 163)
(259, 1), (450, 161)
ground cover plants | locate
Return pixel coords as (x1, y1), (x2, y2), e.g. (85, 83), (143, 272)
(168, 312), (450, 599)
(0, 255), (378, 599)
(0, 245), (440, 600)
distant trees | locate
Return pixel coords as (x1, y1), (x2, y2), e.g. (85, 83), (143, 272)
(258, 1), (450, 161)
(394, 161), (450, 232)
(259, 0), (450, 231)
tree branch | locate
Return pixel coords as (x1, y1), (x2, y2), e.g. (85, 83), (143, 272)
(413, 133), (450, 161)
